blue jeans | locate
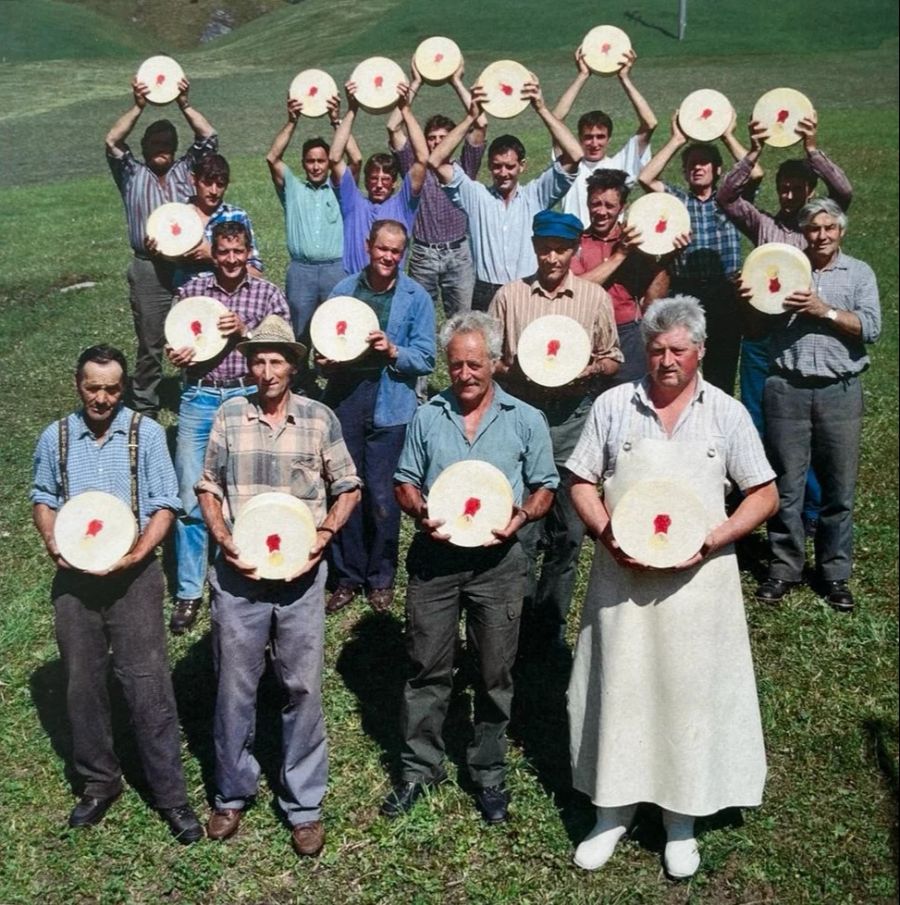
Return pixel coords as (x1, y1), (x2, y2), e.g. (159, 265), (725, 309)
(210, 559), (328, 824)
(174, 383), (257, 600)
(285, 259), (346, 344)
(408, 240), (475, 318)
(764, 374), (862, 582)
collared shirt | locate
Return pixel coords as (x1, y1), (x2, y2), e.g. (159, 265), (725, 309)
(278, 166), (343, 263)
(489, 271), (623, 405)
(716, 150), (853, 247)
(173, 202), (264, 287)
(31, 406), (181, 531)
(394, 383), (559, 509)
(770, 251), (880, 379)
(107, 134), (219, 255)
(443, 160), (577, 284)
(664, 183), (742, 281)
(560, 135), (651, 228)
(338, 169), (419, 274)
(196, 393), (361, 526)
(566, 377), (775, 492)
(177, 273), (290, 382)
(396, 140), (484, 244)
(570, 228), (663, 324)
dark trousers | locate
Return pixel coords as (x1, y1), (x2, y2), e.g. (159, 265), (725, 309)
(471, 279), (504, 313)
(324, 375), (406, 590)
(764, 373), (863, 582)
(52, 558), (188, 808)
(400, 536), (527, 787)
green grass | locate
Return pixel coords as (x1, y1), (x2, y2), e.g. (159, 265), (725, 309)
(0, 1), (897, 903)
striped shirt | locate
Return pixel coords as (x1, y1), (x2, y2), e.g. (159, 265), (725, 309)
(196, 393), (361, 526)
(396, 140), (484, 245)
(31, 406), (181, 530)
(664, 183), (742, 281)
(443, 160), (577, 284)
(770, 251), (880, 379)
(566, 377), (775, 492)
(177, 273), (290, 382)
(278, 167), (343, 263)
(107, 135), (218, 255)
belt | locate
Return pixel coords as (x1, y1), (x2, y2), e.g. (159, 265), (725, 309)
(413, 237), (466, 251)
(771, 369), (855, 389)
(185, 375), (255, 389)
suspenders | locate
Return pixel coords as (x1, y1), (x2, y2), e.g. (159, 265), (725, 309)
(57, 413), (143, 523)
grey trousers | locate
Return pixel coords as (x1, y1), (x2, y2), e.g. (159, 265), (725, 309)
(210, 559), (327, 825)
(764, 373), (863, 582)
(400, 536), (528, 788)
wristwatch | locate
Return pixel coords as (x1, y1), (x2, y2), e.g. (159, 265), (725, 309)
(825, 308), (839, 322)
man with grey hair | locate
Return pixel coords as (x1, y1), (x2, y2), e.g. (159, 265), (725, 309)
(566, 295), (778, 878)
(382, 311), (558, 824)
(753, 198), (880, 611)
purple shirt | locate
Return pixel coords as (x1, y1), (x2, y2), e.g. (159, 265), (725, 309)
(177, 273), (289, 382)
(396, 140), (484, 244)
(337, 168), (419, 274)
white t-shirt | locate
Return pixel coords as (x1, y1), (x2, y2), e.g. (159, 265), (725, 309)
(560, 134), (651, 229)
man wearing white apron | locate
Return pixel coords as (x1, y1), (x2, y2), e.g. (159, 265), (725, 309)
(565, 295), (778, 878)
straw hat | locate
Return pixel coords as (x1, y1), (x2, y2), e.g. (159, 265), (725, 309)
(236, 315), (307, 359)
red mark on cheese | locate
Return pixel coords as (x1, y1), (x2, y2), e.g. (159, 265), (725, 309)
(85, 519), (104, 538)
(374, 75), (384, 88)
(653, 513), (672, 535)
(434, 53), (444, 63)
(700, 107), (713, 120)
(266, 534), (281, 553)
(308, 85), (318, 97)
(601, 42), (611, 54)
(190, 320), (202, 336)
(336, 320), (347, 336)
(768, 276), (781, 293)
(655, 218), (668, 233)
(170, 222), (182, 236)
(499, 82), (513, 96)
(776, 108), (789, 124)
(463, 497), (481, 519)
(155, 73), (166, 86)
(546, 339), (561, 357)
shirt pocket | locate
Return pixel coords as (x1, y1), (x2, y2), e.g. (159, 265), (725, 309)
(290, 453), (322, 501)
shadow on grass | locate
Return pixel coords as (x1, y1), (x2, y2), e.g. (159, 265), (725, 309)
(624, 10), (679, 40)
(863, 717), (900, 869)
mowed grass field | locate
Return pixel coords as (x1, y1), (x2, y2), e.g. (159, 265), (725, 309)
(0, 2), (897, 903)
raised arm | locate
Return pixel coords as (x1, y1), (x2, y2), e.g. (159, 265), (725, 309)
(175, 78), (215, 141)
(552, 46), (591, 122)
(266, 96), (302, 190)
(428, 89), (482, 184)
(638, 110), (686, 192)
(722, 110), (763, 181)
(105, 78), (148, 155)
(616, 50), (657, 152)
(328, 83), (359, 184)
(397, 82), (428, 194)
(385, 56), (423, 152)
(796, 110), (853, 210)
(524, 75), (582, 170)
(450, 59), (487, 146)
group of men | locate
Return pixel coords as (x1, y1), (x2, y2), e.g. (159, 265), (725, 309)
(31, 46), (880, 870)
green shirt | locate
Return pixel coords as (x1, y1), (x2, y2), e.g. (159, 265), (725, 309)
(278, 166), (343, 263)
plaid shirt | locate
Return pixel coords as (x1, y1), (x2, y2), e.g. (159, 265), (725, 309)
(664, 183), (742, 281)
(196, 393), (361, 526)
(107, 134), (218, 255)
(177, 273), (290, 381)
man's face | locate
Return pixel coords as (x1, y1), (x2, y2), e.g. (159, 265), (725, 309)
(426, 127), (450, 154)
(192, 173), (228, 214)
(212, 234), (250, 283)
(579, 124), (611, 162)
(777, 176), (814, 218)
(533, 236), (577, 285)
(77, 360), (125, 431)
(646, 326), (704, 391)
(249, 350), (296, 403)
(447, 332), (494, 409)
(366, 227), (405, 282)
(683, 150), (720, 192)
(587, 187), (624, 237)
(489, 150), (525, 196)
(142, 133), (176, 176)
(302, 146), (329, 185)
(365, 166), (396, 203)
(803, 211), (844, 260)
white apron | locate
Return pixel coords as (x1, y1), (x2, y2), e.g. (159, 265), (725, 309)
(567, 402), (767, 816)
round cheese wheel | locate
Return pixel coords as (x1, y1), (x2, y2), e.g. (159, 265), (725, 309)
(516, 315), (592, 387)
(678, 89), (734, 142)
(427, 460), (515, 547)
(54, 491), (138, 572)
(581, 25), (632, 75)
(752, 88), (814, 148)
(625, 192), (691, 256)
(350, 57), (406, 113)
(476, 60), (531, 119)
(414, 36), (462, 84)
(309, 296), (380, 362)
(232, 492), (317, 580)
(145, 202), (204, 258)
(164, 295), (230, 361)
(742, 243), (812, 314)
(136, 55), (185, 105)
(288, 69), (339, 118)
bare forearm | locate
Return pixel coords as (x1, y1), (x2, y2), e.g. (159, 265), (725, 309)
(639, 137), (681, 191)
(320, 488), (361, 534)
(395, 483), (426, 520)
(179, 101), (215, 140)
(128, 509), (175, 562)
(539, 105), (582, 166)
(620, 74), (657, 134)
(552, 73), (589, 121)
(707, 482), (777, 551)
(570, 480), (610, 538)
(105, 104), (143, 151)
(267, 119), (297, 167)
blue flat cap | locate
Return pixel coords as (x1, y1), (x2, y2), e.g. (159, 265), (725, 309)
(532, 209), (584, 240)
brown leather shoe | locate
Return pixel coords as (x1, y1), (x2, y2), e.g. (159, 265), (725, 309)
(326, 586), (358, 614)
(206, 808), (242, 840)
(367, 587), (394, 614)
(291, 820), (325, 857)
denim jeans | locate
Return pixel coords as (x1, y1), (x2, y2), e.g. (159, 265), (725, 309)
(285, 258), (346, 345)
(401, 536), (527, 787)
(174, 383), (257, 599)
(408, 240), (475, 318)
(53, 558), (189, 808)
(764, 373), (862, 582)
(210, 559), (328, 824)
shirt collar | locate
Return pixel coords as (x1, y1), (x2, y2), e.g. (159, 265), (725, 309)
(634, 374), (706, 410)
(212, 273), (251, 295)
(74, 404), (130, 440)
(360, 270), (397, 294)
(527, 271), (576, 300)
(434, 382), (517, 417)
(243, 393), (304, 425)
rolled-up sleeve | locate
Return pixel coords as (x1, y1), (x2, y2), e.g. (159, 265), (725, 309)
(392, 286), (436, 376)
(521, 410), (560, 492)
(851, 260), (881, 344)
(394, 408), (427, 488)
(31, 423), (62, 509)
(321, 409), (363, 497)
(141, 421), (182, 515)
(195, 407), (228, 500)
